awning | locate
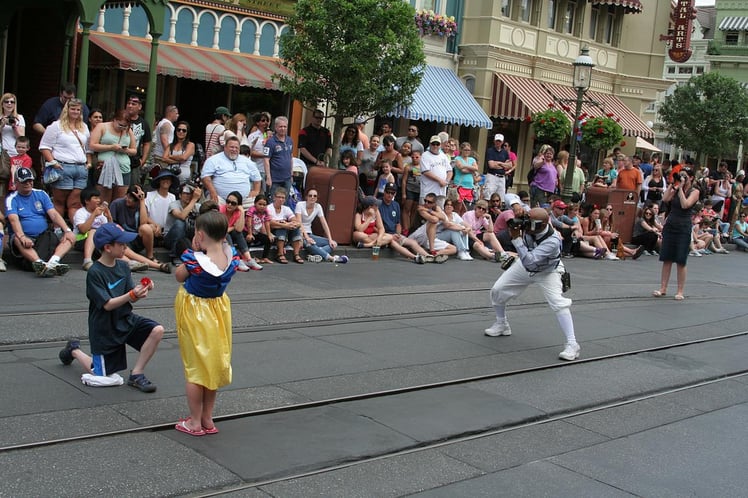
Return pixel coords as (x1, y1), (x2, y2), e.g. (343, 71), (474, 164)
(636, 136), (660, 152)
(718, 16), (748, 31)
(389, 65), (493, 128)
(491, 74), (554, 120)
(491, 74), (654, 139)
(89, 32), (290, 90)
(589, 0), (643, 14)
(587, 91), (654, 139)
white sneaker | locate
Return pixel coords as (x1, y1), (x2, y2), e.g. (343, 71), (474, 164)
(307, 254), (323, 263)
(457, 251), (473, 261)
(236, 261), (251, 272)
(604, 252), (619, 260)
(559, 343), (581, 361)
(247, 258), (263, 270)
(689, 250), (702, 257)
(484, 320), (512, 336)
(0, 259), (6, 272)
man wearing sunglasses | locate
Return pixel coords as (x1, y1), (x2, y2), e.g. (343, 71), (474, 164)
(125, 96), (151, 186)
(395, 124), (424, 153)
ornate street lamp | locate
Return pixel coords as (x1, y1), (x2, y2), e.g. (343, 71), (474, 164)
(562, 47), (595, 202)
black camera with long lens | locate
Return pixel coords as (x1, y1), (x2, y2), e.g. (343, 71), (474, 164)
(507, 215), (531, 230)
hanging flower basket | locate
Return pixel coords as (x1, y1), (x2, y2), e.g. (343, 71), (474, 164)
(414, 10), (458, 38)
(580, 115), (623, 151)
(530, 105), (571, 142)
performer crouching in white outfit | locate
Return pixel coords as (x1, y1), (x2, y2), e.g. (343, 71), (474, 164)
(486, 207), (580, 361)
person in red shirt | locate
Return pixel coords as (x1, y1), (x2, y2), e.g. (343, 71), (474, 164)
(8, 136), (32, 192)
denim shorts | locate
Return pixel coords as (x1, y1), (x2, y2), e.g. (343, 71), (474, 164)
(55, 163), (88, 190)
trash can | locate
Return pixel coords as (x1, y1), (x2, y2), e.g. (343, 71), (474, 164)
(305, 168), (358, 245)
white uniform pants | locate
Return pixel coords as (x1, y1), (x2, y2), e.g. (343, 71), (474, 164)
(490, 259), (571, 312)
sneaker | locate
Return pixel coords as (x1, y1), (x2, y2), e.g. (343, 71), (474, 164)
(247, 258), (263, 270)
(413, 254), (425, 264)
(500, 255), (516, 270)
(651, 250), (659, 256)
(433, 254), (448, 264)
(484, 320), (512, 337)
(496, 252), (509, 263)
(689, 250), (703, 257)
(127, 372), (157, 393)
(0, 259), (6, 272)
(59, 340), (80, 365)
(423, 254), (435, 263)
(457, 251), (473, 261)
(32, 260), (48, 276)
(333, 255), (349, 264)
(128, 261), (150, 272)
(307, 254), (324, 263)
(604, 252), (619, 261)
(52, 263), (70, 276)
(236, 261), (251, 272)
(559, 342), (581, 361)
(82, 261), (93, 271)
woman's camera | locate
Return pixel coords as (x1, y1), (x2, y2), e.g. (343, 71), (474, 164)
(6, 116), (15, 125)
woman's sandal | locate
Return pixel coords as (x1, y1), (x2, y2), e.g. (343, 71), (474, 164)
(158, 263), (171, 274)
(293, 254), (304, 264)
(276, 254), (288, 264)
(652, 290), (666, 297)
(674, 294), (685, 301)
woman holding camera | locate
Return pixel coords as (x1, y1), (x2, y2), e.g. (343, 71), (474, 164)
(164, 120), (194, 185)
(1, 93), (25, 174)
(654, 168), (700, 301)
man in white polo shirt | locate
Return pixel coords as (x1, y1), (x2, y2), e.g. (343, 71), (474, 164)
(201, 136), (262, 207)
(419, 135), (452, 208)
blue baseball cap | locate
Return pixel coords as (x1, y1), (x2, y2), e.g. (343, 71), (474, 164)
(93, 223), (137, 250)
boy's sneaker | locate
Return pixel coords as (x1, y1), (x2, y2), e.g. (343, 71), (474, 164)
(59, 340), (80, 365)
(333, 255), (349, 264)
(423, 254), (435, 263)
(484, 320), (512, 336)
(433, 254), (448, 264)
(0, 259), (6, 272)
(558, 342), (581, 361)
(247, 258), (263, 270)
(413, 254), (425, 264)
(127, 373), (157, 393)
(307, 254), (324, 263)
(32, 260), (48, 276)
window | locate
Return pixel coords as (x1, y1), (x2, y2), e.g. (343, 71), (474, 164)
(589, 6), (599, 39)
(667, 66), (676, 74)
(678, 66), (693, 74)
(547, 0), (557, 29)
(603, 7), (614, 44)
(725, 31), (739, 45)
(519, 0), (532, 23)
(563, 1), (576, 34)
(696, 66), (704, 74)
(502, 0), (511, 17)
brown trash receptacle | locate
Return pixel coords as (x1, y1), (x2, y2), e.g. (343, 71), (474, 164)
(608, 189), (639, 244)
(305, 168), (358, 245)
(585, 184), (610, 211)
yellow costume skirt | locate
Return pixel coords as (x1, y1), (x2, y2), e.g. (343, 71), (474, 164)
(175, 286), (232, 390)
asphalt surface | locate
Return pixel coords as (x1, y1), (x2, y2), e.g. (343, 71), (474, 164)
(1, 246), (747, 497)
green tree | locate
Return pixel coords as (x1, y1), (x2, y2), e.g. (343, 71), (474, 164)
(659, 72), (748, 160)
(276, 0), (425, 166)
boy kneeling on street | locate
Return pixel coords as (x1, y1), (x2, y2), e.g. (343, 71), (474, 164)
(59, 223), (164, 391)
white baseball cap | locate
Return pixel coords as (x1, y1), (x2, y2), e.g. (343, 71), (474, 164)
(494, 133), (504, 142)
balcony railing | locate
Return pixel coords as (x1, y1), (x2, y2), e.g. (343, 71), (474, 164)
(707, 40), (748, 57)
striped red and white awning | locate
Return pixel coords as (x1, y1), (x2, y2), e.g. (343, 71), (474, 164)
(589, 0), (643, 14)
(89, 32), (290, 90)
(490, 74), (554, 120)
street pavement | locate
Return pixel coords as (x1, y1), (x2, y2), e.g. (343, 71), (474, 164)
(1, 247), (747, 496)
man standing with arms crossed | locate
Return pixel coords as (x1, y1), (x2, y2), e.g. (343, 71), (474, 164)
(265, 116), (294, 199)
(125, 95), (151, 185)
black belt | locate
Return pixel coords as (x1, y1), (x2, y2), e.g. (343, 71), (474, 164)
(487, 170), (505, 177)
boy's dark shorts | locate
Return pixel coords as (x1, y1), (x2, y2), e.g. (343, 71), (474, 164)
(91, 315), (159, 376)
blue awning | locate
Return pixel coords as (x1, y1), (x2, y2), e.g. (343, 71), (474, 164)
(389, 65), (493, 128)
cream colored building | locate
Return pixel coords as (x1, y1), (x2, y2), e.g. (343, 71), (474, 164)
(458, 0), (673, 183)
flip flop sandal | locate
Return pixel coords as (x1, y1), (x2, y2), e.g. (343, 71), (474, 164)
(175, 420), (205, 436)
(203, 426), (219, 435)
(674, 294), (685, 301)
(652, 290), (666, 297)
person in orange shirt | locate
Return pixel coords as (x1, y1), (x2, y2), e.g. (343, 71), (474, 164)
(611, 156), (642, 197)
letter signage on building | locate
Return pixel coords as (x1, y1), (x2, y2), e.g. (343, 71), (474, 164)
(668, 0), (697, 63)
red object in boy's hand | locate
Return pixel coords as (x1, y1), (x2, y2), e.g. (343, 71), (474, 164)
(140, 277), (152, 288)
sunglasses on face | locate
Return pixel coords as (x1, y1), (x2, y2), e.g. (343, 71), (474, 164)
(226, 200), (238, 206)
(3, 100), (14, 104)
(176, 128), (188, 132)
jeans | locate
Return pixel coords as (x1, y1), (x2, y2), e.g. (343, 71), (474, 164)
(732, 236), (748, 251)
(303, 233), (332, 259)
(436, 230), (469, 252)
(272, 227), (302, 242)
(164, 220), (187, 257)
(227, 230), (249, 254)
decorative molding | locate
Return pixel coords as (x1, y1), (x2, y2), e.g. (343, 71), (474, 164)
(499, 25), (537, 51)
